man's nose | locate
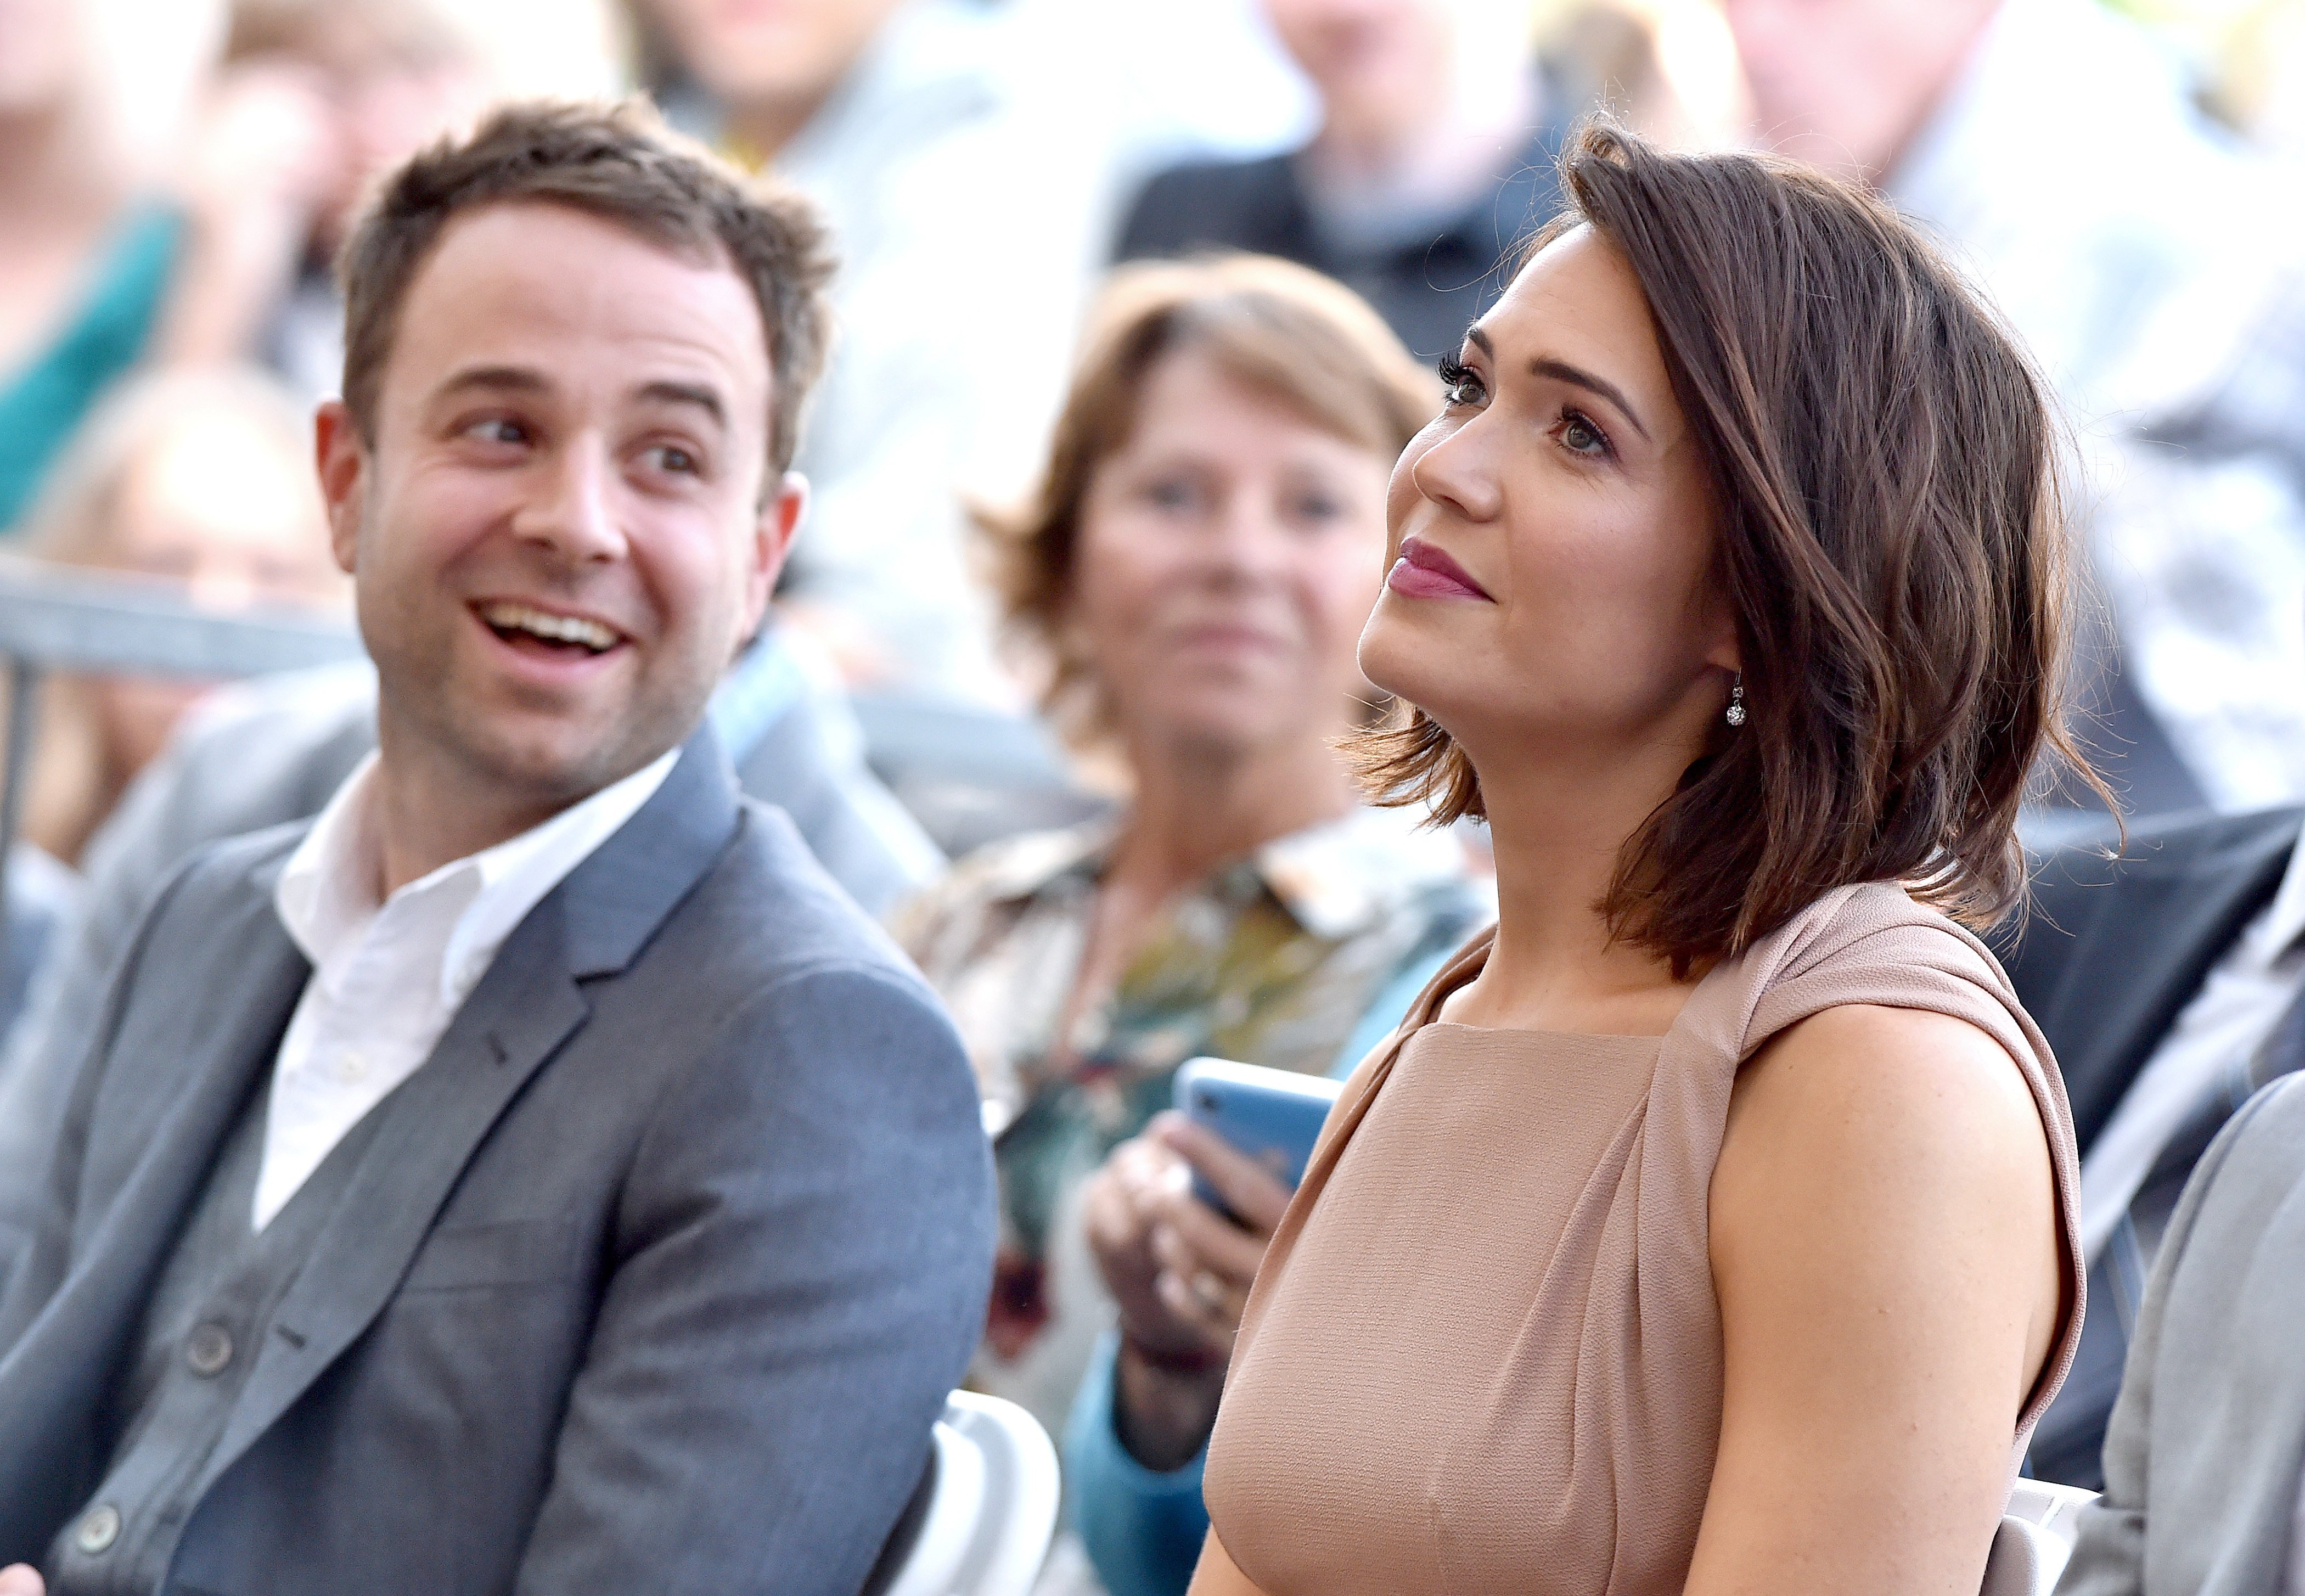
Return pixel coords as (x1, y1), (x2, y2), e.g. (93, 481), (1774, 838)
(513, 439), (627, 563)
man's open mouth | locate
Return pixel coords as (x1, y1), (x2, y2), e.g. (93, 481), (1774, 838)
(476, 600), (625, 656)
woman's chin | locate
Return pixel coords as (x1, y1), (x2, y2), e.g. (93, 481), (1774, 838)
(1356, 612), (1451, 710)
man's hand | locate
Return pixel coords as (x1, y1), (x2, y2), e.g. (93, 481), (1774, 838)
(0, 1561), (45, 1595)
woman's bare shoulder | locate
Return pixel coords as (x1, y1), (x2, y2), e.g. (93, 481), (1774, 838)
(1714, 1003), (2054, 1267)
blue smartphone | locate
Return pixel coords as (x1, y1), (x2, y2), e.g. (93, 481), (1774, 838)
(1173, 1057), (1343, 1221)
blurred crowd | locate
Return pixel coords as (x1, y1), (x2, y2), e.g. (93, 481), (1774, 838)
(3, 0), (2305, 1592)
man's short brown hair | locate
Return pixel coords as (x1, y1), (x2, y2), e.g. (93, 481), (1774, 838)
(1353, 122), (2100, 968)
(337, 98), (835, 474)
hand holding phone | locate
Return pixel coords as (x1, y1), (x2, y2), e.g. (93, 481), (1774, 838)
(1172, 1056), (1343, 1218)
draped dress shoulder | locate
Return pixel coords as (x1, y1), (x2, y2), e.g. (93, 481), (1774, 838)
(1202, 881), (2087, 1595)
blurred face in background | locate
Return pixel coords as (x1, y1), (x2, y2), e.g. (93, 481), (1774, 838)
(1723, 0), (2002, 181)
(1065, 347), (1393, 766)
(640, 0), (907, 122)
(91, 408), (340, 777)
(0, 0), (80, 112)
(1261, 0), (1528, 154)
(222, 2), (491, 251)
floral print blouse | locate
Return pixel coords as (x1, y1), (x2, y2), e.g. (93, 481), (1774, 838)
(892, 804), (1493, 1435)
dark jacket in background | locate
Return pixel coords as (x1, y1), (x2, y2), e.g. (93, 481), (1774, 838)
(1991, 803), (2303, 1487)
(0, 732), (996, 1593)
(1114, 79), (1573, 361)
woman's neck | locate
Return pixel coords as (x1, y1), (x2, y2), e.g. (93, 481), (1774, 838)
(1051, 728), (1357, 1055)
(1107, 729), (1359, 900)
(1446, 738), (1699, 1036)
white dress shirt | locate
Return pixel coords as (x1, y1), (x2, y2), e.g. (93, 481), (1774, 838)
(254, 748), (679, 1230)
(2076, 832), (2305, 1262)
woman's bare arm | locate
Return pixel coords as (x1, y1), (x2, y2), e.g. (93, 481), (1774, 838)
(1188, 1530), (1270, 1595)
(1684, 1002), (2063, 1595)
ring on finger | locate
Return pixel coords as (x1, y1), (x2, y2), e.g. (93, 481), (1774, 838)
(1189, 1270), (1227, 1312)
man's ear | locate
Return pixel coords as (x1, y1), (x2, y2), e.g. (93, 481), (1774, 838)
(314, 402), (367, 577)
(742, 470), (809, 633)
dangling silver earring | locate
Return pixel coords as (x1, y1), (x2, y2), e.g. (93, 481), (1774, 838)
(1724, 675), (1746, 728)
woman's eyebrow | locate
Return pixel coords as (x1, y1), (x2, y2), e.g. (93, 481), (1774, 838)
(1532, 356), (1651, 441)
(1464, 327), (1651, 442)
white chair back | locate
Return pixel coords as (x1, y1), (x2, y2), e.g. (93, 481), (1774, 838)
(1980, 1479), (2099, 1596)
(871, 1391), (1060, 1596)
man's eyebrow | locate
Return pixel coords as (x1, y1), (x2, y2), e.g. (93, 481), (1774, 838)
(634, 379), (727, 428)
(437, 365), (550, 400)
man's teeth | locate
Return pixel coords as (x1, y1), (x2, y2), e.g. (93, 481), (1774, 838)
(480, 603), (619, 651)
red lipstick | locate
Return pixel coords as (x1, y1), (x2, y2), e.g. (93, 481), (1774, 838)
(1387, 536), (1492, 602)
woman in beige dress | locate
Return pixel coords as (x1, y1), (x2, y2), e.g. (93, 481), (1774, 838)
(1190, 124), (2093, 1595)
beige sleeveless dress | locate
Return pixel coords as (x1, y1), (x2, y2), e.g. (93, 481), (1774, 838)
(1202, 881), (2086, 1595)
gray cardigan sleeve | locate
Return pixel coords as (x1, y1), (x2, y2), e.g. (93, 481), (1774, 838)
(2055, 1077), (2305, 1595)
(512, 962), (996, 1596)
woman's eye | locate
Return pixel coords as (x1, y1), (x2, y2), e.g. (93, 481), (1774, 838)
(1144, 477), (1199, 512)
(1558, 409), (1611, 458)
(1290, 493), (1345, 524)
(1437, 358), (1487, 408)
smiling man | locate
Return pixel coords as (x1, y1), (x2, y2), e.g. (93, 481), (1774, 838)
(0, 102), (994, 1596)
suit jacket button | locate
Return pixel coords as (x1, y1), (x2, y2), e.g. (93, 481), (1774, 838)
(74, 1503), (121, 1554)
(185, 1323), (234, 1377)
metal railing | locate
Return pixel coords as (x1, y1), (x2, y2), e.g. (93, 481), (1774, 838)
(0, 555), (364, 876)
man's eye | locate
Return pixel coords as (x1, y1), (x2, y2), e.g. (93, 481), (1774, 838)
(464, 418), (528, 446)
(651, 445), (700, 475)
(1144, 477), (1198, 511)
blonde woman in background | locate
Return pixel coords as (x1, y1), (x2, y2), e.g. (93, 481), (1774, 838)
(13, 366), (343, 872)
(892, 255), (1493, 1456)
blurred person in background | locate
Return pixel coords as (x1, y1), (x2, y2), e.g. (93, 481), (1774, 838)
(1115, 0), (1575, 362)
(627, 0), (1106, 701)
(154, 0), (490, 404)
(891, 256), (1491, 1467)
(0, 365), (341, 1207)
(10, 367), (342, 875)
(0, 0), (182, 532)
(1725, 0), (2305, 816)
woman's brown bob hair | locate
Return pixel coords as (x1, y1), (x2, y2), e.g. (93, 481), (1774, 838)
(1354, 122), (2096, 965)
(980, 254), (1438, 744)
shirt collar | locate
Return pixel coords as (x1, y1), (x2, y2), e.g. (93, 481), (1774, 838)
(276, 746), (682, 1009)
(980, 803), (1482, 942)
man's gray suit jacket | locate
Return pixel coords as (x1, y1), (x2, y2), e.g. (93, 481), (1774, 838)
(0, 646), (945, 1291)
(0, 729), (997, 1594)
(2057, 1071), (2305, 1594)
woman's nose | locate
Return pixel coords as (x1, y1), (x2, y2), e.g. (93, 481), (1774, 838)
(1408, 424), (1504, 523)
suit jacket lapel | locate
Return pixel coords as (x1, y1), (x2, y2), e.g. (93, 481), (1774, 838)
(196, 729), (743, 1491)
